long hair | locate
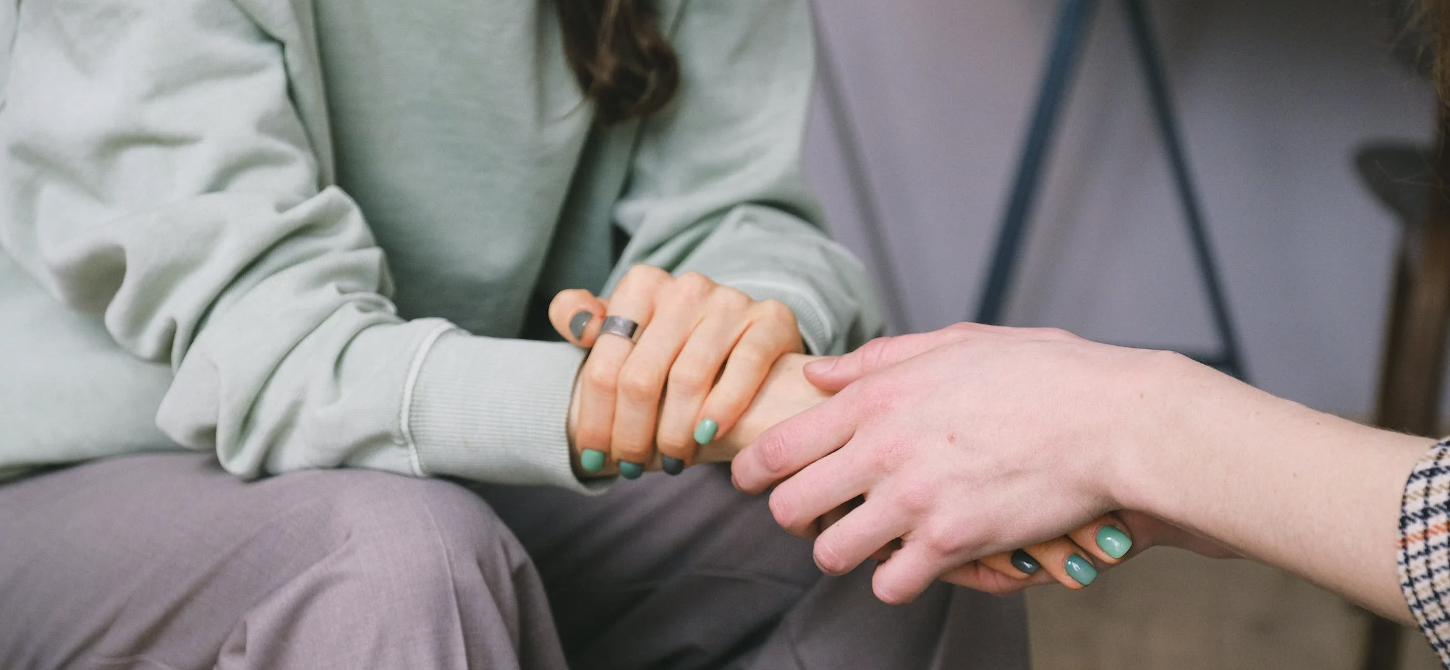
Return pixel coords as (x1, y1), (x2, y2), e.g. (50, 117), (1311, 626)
(556, 0), (680, 125)
(1426, 0), (1450, 101)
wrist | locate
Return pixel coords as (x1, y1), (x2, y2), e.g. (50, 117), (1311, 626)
(1105, 349), (1210, 517)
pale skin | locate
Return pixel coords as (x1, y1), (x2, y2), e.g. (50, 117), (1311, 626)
(730, 323), (1432, 621)
(548, 269), (1118, 591)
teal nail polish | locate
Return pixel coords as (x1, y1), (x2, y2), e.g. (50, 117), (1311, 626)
(580, 449), (606, 473)
(1095, 526), (1132, 559)
(661, 455), (685, 475)
(694, 418), (719, 446)
(1009, 549), (1039, 575)
(1064, 554), (1098, 586)
(569, 310), (593, 341)
(618, 461), (644, 479)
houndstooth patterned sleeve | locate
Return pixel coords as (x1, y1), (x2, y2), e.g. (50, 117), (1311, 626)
(1400, 440), (1450, 669)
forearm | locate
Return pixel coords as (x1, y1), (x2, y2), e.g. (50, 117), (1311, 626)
(1115, 354), (1432, 622)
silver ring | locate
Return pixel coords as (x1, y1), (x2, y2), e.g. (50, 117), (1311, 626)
(600, 315), (640, 342)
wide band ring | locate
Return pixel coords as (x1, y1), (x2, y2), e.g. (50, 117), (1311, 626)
(599, 315), (640, 342)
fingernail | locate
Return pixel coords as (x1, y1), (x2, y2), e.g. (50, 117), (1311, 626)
(661, 455), (685, 475)
(1096, 526), (1132, 559)
(694, 418), (719, 446)
(569, 310), (593, 341)
(618, 461), (644, 479)
(1009, 549), (1039, 575)
(580, 449), (606, 473)
(804, 358), (838, 375)
(1064, 554), (1098, 586)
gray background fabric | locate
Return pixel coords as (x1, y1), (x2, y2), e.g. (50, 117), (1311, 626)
(803, 0), (1438, 417)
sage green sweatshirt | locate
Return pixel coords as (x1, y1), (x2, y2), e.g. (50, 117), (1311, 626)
(0, 0), (881, 491)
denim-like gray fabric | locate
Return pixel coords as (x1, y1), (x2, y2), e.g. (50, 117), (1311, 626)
(0, 455), (1027, 670)
(475, 464), (1029, 670)
(0, 454), (567, 670)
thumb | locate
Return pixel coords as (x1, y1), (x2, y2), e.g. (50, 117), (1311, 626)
(804, 324), (983, 391)
(549, 289), (610, 347)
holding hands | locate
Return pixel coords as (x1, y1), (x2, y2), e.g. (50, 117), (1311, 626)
(551, 269), (1153, 597)
(733, 323), (1232, 601)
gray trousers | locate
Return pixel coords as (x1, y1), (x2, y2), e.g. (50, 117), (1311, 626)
(0, 453), (1027, 670)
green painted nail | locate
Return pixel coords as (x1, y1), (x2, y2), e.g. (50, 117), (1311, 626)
(1064, 554), (1098, 586)
(580, 449), (606, 473)
(618, 461), (644, 479)
(569, 310), (593, 341)
(694, 418), (718, 446)
(1096, 526), (1132, 559)
(661, 455), (685, 475)
(1009, 549), (1039, 575)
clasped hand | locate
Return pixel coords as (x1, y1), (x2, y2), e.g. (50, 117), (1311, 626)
(732, 323), (1234, 602)
(551, 271), (1165, 597)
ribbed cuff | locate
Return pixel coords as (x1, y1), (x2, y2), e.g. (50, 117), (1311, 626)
(405, 331), (608, 495)
(719, 277), (837, 355)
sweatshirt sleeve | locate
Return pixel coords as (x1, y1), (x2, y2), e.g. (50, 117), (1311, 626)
(605, 0), (883, 355)
(0, 0), (596, 492)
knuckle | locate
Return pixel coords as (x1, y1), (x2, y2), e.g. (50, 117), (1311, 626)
(711, 286), (752, 311)
(584, 362), (619, 394)
(859, 338), (891, 369)
(756, 299), (796, 323)
(675, 271), (715, 295)
(667, 365), (712, 397)
(619, 264), (666, 293)
(729, 346), (770, 371)
(759, 434), (795, 475)
(919, 520), (965, 558)
(892, 480), (934, 516)
(618, 366), (662, 402)
(1034, 327), (1074, 341)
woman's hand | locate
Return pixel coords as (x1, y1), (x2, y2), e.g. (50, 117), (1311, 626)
(549, 265), (803, 478)
(943, 511), (1234, 595)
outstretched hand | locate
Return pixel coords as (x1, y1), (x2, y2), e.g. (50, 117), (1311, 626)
(733, 323), (1234, 603)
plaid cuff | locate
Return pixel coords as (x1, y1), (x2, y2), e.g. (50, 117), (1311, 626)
(1399, 439), (1450, 669)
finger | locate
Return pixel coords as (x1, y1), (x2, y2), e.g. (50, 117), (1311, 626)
(548, 289), (609, 347)
(731, 389), (860, 494)
(765, 436), (878, 536)
(610, 276), (715, 469)
(1019, 536), (1102, 590)
(654, 298), (752, 469)
(809, 502), (854, 540)
(869, 538), (903, 562)
(696, 307), (801, 445)
(809, 496), (911, 576)
(813, 495), (865, 539)
(980, 549), (1041, 580)
(942, 560), (1060, 596)
(575, 267), (670, 475)
(871, 543), (948, 605)
(802, 323), (989, 391)
(1067, 514), (1134, 566)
